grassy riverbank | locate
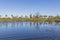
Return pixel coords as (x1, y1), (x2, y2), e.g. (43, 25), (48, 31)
(0, 14), (60, 22)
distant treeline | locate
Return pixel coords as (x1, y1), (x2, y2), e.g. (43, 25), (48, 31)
(0, 14), (60, 22)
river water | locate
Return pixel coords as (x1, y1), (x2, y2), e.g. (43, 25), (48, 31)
(0, 22), (60, 40)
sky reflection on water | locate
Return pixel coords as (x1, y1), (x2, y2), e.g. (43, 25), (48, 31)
(0, 22), (60, 40)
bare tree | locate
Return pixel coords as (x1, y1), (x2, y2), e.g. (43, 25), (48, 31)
(11, 14), (14, 18)
(5, 14), (8, 18)
(30, 13), (32, 18)
(0, 15), (1, 18)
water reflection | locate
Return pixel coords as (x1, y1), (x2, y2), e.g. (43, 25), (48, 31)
(0, 22), (60, 29)
(0, 22), (60, 40)
(0, 22), (60, 33)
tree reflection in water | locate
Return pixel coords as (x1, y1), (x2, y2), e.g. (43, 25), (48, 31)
(0, 22), (60, 30)
(0, 22), (60, 40)
(11, 22), (16, 28)
(19, 22), (23, 27)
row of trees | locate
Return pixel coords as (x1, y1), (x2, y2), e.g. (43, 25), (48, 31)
(0, 13), (60, 22)
(0, 14), (60, 18)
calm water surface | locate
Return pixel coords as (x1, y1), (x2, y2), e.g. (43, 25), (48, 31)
(0, 22), (60, 40)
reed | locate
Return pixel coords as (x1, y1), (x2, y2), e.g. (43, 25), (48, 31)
(0, 14), (60, 22)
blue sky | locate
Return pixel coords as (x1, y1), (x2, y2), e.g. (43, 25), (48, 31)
(0, 0), (60, 17)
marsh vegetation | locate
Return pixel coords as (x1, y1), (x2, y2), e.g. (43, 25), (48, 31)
(0, 13), (60, 22)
